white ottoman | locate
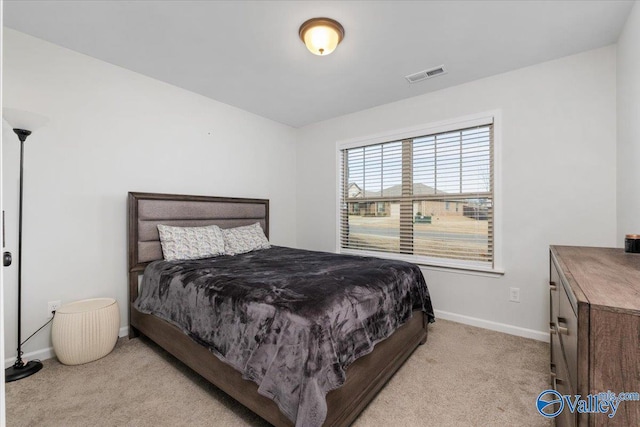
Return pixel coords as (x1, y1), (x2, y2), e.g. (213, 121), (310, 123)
(52, 298), (120, 365)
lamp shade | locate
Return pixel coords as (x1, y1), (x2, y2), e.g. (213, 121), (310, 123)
(2, 108), (49, 132)
(299, 18), (345, 56)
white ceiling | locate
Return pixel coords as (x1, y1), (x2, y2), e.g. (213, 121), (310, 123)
(3, 1), (634, 128)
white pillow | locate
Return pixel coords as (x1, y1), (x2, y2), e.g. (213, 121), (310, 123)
(222, 223), (270, 256)
(157, 224), (225, 261)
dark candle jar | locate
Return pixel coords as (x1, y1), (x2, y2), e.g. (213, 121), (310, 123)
(625, 234), (640, 253)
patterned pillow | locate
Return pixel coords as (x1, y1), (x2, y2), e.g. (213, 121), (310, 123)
(157, 224), (225, 261)
(222, 222), (270, 256)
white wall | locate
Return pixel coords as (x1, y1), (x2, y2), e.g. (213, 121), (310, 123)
(2, 29), (297, 361)
(617, 1), (640, 239)
(296, 46), (618, 338)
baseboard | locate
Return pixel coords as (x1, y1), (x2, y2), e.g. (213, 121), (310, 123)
(119, 326), (129, 338)
(4, 346), (55, 369)
(434, 309), (549, 342)
(4, 326), (130, 368)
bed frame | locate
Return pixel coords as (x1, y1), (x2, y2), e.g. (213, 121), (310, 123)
(128, 191), (428, 426)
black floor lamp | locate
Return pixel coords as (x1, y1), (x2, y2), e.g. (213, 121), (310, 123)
(3, 109), (48, 382)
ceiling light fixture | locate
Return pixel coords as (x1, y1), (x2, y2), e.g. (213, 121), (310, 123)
(299, 17), (345, 56)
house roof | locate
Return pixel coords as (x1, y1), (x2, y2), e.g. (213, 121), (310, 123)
(349, 182), (441, 198)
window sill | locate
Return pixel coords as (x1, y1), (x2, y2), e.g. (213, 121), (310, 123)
(339, 248), (505, 277)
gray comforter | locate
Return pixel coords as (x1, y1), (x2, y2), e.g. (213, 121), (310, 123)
(134, 246), (434, 426)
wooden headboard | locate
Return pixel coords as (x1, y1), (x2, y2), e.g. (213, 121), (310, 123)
(127, 192), (269, 273)
(127, 191), (269, 339)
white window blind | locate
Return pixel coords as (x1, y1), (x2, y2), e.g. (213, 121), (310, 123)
(339, 122), (494, 268)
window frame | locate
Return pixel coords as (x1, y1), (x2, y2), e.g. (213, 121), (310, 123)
(335, 111), (504, 275)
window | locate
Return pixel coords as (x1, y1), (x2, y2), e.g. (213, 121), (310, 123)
(338, 115), (497, 271)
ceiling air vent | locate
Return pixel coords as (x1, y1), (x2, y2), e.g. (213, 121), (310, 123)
(405, 65), (447, 84)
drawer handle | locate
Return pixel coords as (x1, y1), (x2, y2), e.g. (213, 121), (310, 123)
(549, 281), (557, 292)
(557, 317), (569, 335)
(549, 322), (557, 335)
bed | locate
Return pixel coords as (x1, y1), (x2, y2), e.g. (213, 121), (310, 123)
(128, 191), (434, 426)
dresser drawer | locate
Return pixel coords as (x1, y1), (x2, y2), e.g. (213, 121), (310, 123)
(557, 276), (578, 395)
(550, 331), (571, 391)
(551, 332), (576, 427)
(550, 262), (560, 321)
(556, 379), (577, 427)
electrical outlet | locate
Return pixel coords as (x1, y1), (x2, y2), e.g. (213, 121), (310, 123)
(509, 287), (520, 303)
(47, 300), (61, 315)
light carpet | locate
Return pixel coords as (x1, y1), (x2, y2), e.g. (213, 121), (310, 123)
(6, 319), (551, 426)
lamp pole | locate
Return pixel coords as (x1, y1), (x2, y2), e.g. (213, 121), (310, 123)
(5, 128), (43, 382)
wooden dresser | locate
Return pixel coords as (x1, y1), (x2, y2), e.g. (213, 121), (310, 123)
(549, 246), (640, 426)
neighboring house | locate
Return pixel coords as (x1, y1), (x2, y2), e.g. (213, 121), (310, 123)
(346, 182), (467, 218)
(348, 200), (388, 216)
(347, 183), (363, 198)
(346, 183), (388, 216)
(415, 200), (465, 218)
